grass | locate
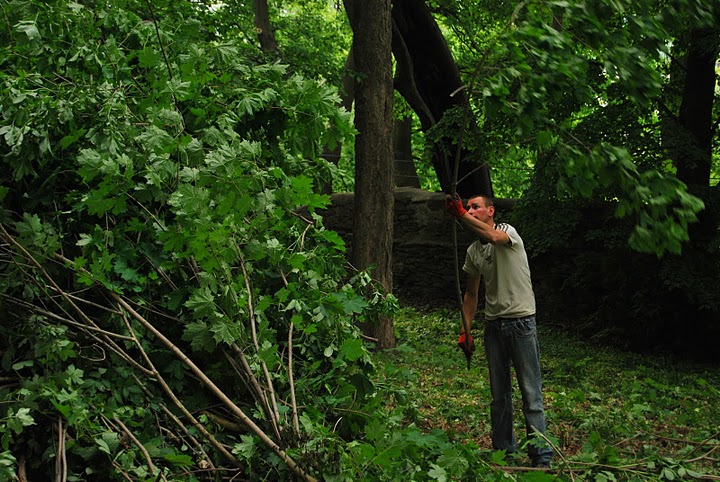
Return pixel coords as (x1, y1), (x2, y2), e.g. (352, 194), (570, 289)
(373, 306), (720, 481)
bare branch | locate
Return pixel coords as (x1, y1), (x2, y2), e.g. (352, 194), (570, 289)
(113, 295), (317, 481)
(1, 294), (133, 341)
(111, 415), (164, 480)
(239, 255), (282, 431)
(55, 416), (67, 482)
(132, 374), (217, 471)
(288, 321), (300, 436)
(278, 268), (301, 437)
(227, 344), (281, 440)
(118, 306), (242, 467)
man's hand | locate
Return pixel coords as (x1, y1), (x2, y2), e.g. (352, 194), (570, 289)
(458, 332), (475, 353)
(444, 195), (467, 219)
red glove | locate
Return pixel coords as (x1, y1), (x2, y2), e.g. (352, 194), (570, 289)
(458, 332), (475, 352)
(444, 196), (467, 219)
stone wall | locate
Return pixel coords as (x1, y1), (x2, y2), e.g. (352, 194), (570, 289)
(320, 187), (478, 307)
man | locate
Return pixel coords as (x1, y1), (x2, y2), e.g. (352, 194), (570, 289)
(445, 194), (553, 468)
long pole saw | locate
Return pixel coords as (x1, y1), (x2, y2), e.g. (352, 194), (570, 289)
(451, 158), (473, 370)
(449, 87), (474, 371)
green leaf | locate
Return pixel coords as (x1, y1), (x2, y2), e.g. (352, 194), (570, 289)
(338, 338), (365, 362)
(437, 448), (469, 477)
(428, 463), (447, 481)
(137, 47), (161, 68)
(185, 287), (216, 316)
(536, 130), (554, 149)
(59, 129), (86, 149)
(11, 360), (33, 370)
(318, 229), (345, 252)
(5, 408), (35, 433)
(333, 292), (367, 314)
(352, 443), (376, 464)
(76, 233), (93, 247)
(163, 453), (193, 466)
(114, 257), (141, 283)
(232, 435), (256, 460)
(51, 401), (71, 418)
(210, 319), (241, 346)
(15, 20), (40, 40)
(66, 365), (84, 386)
(95, 432), (120, 456)
(182, 321), (216, 352)
(258, 340), (279, 369)
(163, 78), (193, 100)
(490, 449), (508, 466)
(95, 438), (112, 455)
(0, 451), (17, 481)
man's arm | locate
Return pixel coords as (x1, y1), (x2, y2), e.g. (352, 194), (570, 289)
(459, 214), (510, 246)
(462, 274), (481, 334)
(444, 195), (510, 245)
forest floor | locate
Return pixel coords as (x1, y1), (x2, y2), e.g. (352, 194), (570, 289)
(373, 306), (720, 480)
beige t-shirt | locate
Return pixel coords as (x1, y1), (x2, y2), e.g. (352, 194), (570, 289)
(462, 223), (536, 320)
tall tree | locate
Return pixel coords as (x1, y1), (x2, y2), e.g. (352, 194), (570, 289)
(391, 0), (493, 198)
(664, 26), (720, 189)
(253, 0), (279, 53)
(343, 0), (396, 349)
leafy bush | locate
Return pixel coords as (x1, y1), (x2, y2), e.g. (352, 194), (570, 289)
(0, 1), (386, 479)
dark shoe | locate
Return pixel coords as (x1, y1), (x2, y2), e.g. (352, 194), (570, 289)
(533, 461), (551, 469)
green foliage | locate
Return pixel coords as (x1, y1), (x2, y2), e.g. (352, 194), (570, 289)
(0, 0), (382, 479)
(554, 143), (704, 256)
(463, 0), (716, 256)
(2, 0), (718, 479)
(272, 1), (352, 86)
(463, 0), (720, 352)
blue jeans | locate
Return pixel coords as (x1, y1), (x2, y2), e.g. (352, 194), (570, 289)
(484, 315), (553, 465)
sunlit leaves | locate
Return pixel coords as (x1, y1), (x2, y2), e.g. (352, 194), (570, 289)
(2, 408), (35, 435)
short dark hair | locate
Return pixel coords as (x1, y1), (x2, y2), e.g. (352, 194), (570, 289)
(467, 194), (494, 207)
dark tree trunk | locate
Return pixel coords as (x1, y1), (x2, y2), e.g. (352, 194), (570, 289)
(344, 0), (396, 349)
(393, 117), (420, 188)
(253, 0), (279, 53)
(662, 26), (720, 241)
(391, 0), (493, 199)
(673, 27), (719, 187)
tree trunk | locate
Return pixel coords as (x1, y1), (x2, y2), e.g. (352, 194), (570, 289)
(673, 27), (719, 187)
(662, 26), (720, 241)
(344, 0), (396, 349)
(391, 0), (493, 199)
(253, 0), (279, 53)
(394, 116), (420, 188)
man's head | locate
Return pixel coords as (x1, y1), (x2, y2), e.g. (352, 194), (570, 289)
(466, 195), (495, 225)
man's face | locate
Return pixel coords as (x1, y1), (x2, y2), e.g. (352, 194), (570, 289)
(466, 196), (493, 224)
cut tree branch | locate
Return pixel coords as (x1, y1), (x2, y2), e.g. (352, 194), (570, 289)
(113, 295), (317, 481)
